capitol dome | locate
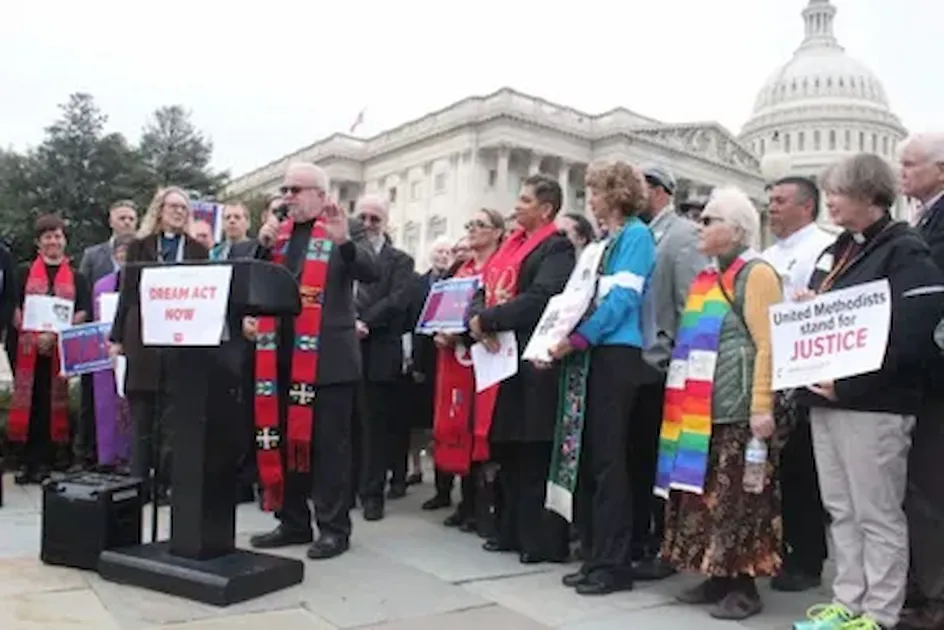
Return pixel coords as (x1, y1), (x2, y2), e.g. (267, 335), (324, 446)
(740, 0), (907, 179)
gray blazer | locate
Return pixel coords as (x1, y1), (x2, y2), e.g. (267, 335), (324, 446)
(642, 208), (708, 380)
(79, 240), (117, 287)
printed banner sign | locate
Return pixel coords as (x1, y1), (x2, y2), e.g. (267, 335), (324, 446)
(769, 279), (891, 390)
(58, 321), (113, 377)
(523, 240), (606, 362)
(415, 277), (479, 335)
(139, 265), (232, 346)
(191, 201), (224, 244)
(22, 295), (74, 333)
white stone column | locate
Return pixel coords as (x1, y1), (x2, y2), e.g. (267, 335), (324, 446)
(559, 161), (571, 212)
(529, 153), (542, 175)
(496, 145), (510, 208)
(329, 183), (341, 203)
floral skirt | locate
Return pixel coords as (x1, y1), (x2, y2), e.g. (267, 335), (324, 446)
(660, 423), (783, 578)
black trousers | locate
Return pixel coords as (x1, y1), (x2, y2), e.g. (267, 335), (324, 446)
(435, 466), (477, 515)
(779, 409), (828, 577)
(493, 441), (568, 558)
(74, 373), (97, 464)
(575, 346), (642, 575)
(277, 384), (355, 540)
(17, 357), (58, 470)
(907, 396), (944, 603)
(128, 390), (174, 488)
(207, 350), (255, 489)
(360, 381), (400, 500)
(627, 379), (666, 560)
(389, 375), (414, 484)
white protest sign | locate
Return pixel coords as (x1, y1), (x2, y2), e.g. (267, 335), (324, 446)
(523, 291), (589, 362)
(22, 295), (74, 332)
(98, 292), (119, 325)
(139, 265), (232, 346)
(769, 279), (891, 390)
(523, 240), (606, 362)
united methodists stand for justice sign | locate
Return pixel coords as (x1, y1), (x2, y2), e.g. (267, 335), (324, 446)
(768, 279), (891, 391)
(139, 265), (233, 347)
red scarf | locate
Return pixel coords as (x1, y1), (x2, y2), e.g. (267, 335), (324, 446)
(432, 259), (484, 475)
(254, 219), (331, 512)
(471, 223), (558, 460)
(8, 258), (75, 445)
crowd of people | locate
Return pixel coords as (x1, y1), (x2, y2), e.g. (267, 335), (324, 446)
(2, 132), (944, 630)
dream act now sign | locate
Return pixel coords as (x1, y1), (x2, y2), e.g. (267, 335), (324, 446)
(769, 279), (891, 391)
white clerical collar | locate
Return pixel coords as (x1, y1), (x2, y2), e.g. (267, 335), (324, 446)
(162, 232), (180, 240)
(852, 232), (867, 244)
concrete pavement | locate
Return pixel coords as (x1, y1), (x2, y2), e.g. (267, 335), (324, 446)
(0, 475), (828, 629)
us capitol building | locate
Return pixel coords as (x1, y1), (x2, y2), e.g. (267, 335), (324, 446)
(223, 0), (908, 263)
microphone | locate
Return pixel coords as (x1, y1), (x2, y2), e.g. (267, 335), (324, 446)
(274, 204), (290, 221)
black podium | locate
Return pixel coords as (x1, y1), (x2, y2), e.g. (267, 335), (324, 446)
(98, 259), (305, 606)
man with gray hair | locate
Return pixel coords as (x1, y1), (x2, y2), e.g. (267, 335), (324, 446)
(763, 176), (835, 593)
(352, 193), (415, 521)
(634, 165), (708, 579)
(897, 132), (944, 630)
(248, 162), (379, 560)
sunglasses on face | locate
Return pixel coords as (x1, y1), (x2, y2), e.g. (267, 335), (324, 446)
(464, 219), (492, 231)
(278, 185), (317, 196)
(358, 213), (383, 225)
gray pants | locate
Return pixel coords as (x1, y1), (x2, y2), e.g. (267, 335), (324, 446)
(907, 396), (944, 603)
(810, 407), (914, 628)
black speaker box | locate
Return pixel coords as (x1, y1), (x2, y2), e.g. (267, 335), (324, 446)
(41, 472), (144, 570)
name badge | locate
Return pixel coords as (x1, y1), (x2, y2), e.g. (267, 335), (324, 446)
(687, 350), (718, 382)
(815, 253), (834, 273)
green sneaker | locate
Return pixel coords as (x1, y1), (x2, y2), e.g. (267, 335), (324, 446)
(793, 603), (855, 630)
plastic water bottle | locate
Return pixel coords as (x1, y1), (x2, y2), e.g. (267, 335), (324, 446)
(742, 437), (768, 494)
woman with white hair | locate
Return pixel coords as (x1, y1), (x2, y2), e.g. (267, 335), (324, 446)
(110, 186), (208, 503)
(792, 153), (944, 630)
(655, 186), (783, 620)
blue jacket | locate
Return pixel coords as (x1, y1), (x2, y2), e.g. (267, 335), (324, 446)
(576, 217), (655, 348)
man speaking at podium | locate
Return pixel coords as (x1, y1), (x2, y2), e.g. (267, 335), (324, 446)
(247, 162), (379, 559)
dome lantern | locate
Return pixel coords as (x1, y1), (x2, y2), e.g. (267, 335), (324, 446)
(800, 0), (840, 51)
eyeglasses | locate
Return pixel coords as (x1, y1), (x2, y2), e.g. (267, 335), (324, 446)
(464, 219), (492, 231)
(278, 185), (318, 196)
(700, 215), (723, 226)
(358, 213), (383, 225)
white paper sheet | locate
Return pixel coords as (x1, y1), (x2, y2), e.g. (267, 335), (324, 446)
(471, 331), (518, 393)
(114, 355), (127, 398)
(98, 292), (119, 324)
(22, 295), (74, 332)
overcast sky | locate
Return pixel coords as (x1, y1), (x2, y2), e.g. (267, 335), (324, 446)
(1, 0), (940, 177)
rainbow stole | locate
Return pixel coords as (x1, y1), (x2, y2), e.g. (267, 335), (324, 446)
(653, 254), (750, 497)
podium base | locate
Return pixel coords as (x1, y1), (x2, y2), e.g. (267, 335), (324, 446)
(98, 542), (305, 606)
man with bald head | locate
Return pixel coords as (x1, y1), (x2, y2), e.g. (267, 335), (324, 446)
(248, 162), (379, 560)
(898, 132), (944, 630)
(352, 193), (415, 521)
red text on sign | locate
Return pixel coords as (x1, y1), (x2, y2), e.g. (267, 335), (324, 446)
(165, 308), (195, 321)
(789, 327), (867, 361)
(149, 286), (218, 301)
